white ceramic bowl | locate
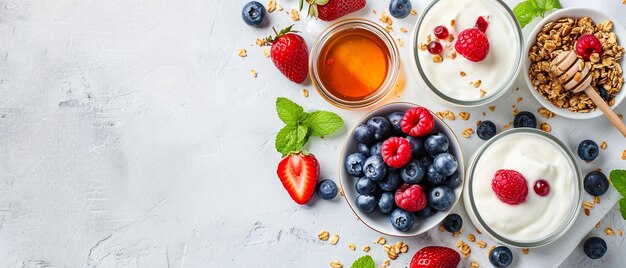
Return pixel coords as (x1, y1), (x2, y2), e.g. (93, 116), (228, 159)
(339, 102), (464, 237)
(523, 7), (626, 119)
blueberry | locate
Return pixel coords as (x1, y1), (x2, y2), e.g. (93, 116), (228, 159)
(513, 111), (537, 128)
(433, 153), (458, 177)
(389, 0), (412, 19)
(317, 179), (338, 200)
(445, 171), (462, 189)
(584, 171), (609, 196)
(426, 165), (445, 185)
(399, 159), (425, 184)
(387, 111), (405, 135)
(476, 120), (497, 140)
(345, 153), (366, 177)
(489, 246), (513, 267)
(583, 237), (607, 259)
(357, 143), (371, 157)
(378, 171), (401, 192)
(578, 140), (599, 161)
(390, 208), (414, 232)
(363, 156), (388, 181)
(378, 192), (395, 214)
(354, 124), (376, 145)
(406, 136), (424, 156)
(370, 142), (384, 158)
(356, 194), (378, 213)
(416, 155), (433, 168)
(442, 213), (463, 233)
(597, 85), (610, 101)
(413, 206), (436, 218)
(428, 185), (455, 211)
(355, 177), (379, 195)
(367, 116), (392, 141)
(241, 1), (266, 26)
(424, 133), (449, 156)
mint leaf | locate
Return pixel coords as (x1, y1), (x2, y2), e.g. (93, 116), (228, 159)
(275, 124), (308, 156)
(513, 0), (562, 28)
(304, 110), (343, 137)
(620, 198), (626, 220)
(276, 97), (305, 125)
(610, 169), (626, 196)
(351, 255), (375, 268)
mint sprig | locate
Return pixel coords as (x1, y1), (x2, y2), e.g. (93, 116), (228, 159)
(610, 169), (626, 220)
(513, 0), (562, 28)
(350, 255), (375, 268)
(274, 97), (343, 156)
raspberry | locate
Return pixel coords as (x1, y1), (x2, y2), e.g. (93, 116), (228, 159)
(575, 34), (603, 61)
(395, 183), (427, 212)
(381, 137), (412, 168)
(400, 107), (435, 137)
(475, 16), (489, 32)
(455, 28), (490, 62)
(491, 169), (528, 205)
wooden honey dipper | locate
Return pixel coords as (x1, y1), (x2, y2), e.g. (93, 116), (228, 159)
(551, 50), (626, 137)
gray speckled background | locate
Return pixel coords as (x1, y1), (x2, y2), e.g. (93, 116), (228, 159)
(0, 0), (625, 267)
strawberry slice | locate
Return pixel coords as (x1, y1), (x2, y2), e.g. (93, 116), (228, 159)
(410, 246), (460, 268)
(277, 152), (320, 204)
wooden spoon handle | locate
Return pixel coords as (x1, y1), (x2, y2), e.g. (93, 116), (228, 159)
(584, 86), (626, 137)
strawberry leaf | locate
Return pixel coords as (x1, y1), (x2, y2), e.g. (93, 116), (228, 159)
(513, 0), (562, 28)
(620, 198), (626, 220)
(350, 255), (375, 268)
(610, 169), (626, 196)
(276, 97), (305, 125)
(304, 111), (343, 137)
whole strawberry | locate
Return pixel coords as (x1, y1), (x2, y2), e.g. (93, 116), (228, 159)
(410, 246), (460, 268)
(301, 0), (366, 21)
(268, 26), (309, 84)
(277, 152), (320, 204)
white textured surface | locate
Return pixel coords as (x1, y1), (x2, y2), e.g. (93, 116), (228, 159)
(0, 0), (624, 267)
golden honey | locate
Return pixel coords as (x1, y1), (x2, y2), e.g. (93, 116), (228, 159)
(317, 28), (389, 101)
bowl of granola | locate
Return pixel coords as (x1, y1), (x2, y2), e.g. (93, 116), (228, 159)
(524, 8), (626, 119)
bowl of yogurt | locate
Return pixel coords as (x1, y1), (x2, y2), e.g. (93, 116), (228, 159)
(411, 0), (523, 106)
(463, 128), (582, 248)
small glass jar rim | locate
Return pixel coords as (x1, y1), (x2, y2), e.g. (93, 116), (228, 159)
(412, 0), (524, 106)
(465, 128), (583, 247)
(310, 18), (399, 109)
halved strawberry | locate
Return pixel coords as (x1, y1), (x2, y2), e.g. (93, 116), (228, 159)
(410, 246), (460, 268)
(277, 152), (320, 204)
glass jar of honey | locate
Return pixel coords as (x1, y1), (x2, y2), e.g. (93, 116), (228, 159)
(310, 19), (399, 109)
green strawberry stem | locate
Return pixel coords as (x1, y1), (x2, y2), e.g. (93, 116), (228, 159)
(266, 25), (297, 44)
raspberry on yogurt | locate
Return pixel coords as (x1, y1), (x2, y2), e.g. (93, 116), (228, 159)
(491, 169), (528, 205)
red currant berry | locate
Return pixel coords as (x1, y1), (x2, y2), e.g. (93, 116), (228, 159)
(475, 16), (489, 32)
(534, 179), (550, 196)
(427, 41), (443, 55)
(433, 26), (449, 39)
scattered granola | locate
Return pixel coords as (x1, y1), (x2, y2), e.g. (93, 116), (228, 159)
(471, 261), (480, 268)
(528, 17), (624, 112)
(276, 3), (283, 11)
(290, 9), (300, 21)
(436, 110), (456, 120)
(330, 234), (339, 245)
(379, 12), (392, 26)
(330, 260), (342, 268)
(302, 89), (309, 98)
(540, 122), (552, 132)
(512, 108), (520, 116)
(516, 97), (523, 103)
(605, 227), (615, 236)
(400, 27), (408, 33)
(479, 89), (486, 97)
(594, 196), (601, 204)
(489, 106), (496, 112)
(456, 240), (471, 259)
(522, 248), (529, 254)
(583, 201), (595, 210)
(477, 241), (487, 248)
(585, 208), (590, 216)
(538, 107), (555, 119)
(267, 0), (276, 13)
(250, 69), (258, 77)
(363, 245), (370, 252)
(622, 150), (626, 160)
(468, 234), (476, 242)
(397, 38), (404, 47)
(348, 243), (356, 251)
(439, 225), (446, 232)
(410, 9), (417, 16)
(596, 222), (601, 228)
(450, 19), (455, 27)
(459, 112), (470, 120)
(238, 49), (248, 57)
(502, 121), (513, 130)
(460, 71), (466, 77)
(619, 229), (624, 236)
(433, 54), (443, 63)
(600, 141), (607, 149)
(318, 230), (330, 241)
(376, 237), (386, 245)
(462, 127), (474, 138)
(473, 80), (482, 88)
(263, 48), (271, 58)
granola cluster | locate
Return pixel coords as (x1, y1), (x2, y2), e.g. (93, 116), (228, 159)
(528, 17), (624, 112)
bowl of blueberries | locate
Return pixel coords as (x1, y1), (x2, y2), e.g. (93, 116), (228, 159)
(339, 102), (464, 236)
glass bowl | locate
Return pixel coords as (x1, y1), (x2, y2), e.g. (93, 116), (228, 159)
(410, 0), (523, 107)
(463, 128), (582, 248)
(339, 102), (464, 237)
(310, 19), (399, 109)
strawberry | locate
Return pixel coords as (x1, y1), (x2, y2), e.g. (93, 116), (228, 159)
(267, 26), (309, 84)
(277, 152), (320, 204)
(300, 0), (366, 22)
(492, 169), (528, 205)
(410, 246), (460, 268)
(455, 28), (490, 62)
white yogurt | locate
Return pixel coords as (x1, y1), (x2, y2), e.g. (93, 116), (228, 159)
(417, 0), (520, 101)
(469, 132), (576, 243)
